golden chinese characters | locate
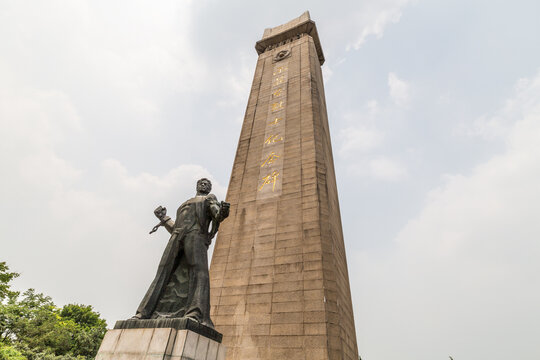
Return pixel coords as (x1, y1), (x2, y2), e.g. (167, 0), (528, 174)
(261, 152), (280, 167)
(273, 66), (287, 75)
(259, 170), (280, 192)
(268, 117), (282, 125)
(273, 76), (285, 86)
(271, 101), (284, 111)
(264, 134), (283, 145)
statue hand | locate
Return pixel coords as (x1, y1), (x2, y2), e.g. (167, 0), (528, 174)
(220, 202), (230, 219)
(154, 206), (167, 220)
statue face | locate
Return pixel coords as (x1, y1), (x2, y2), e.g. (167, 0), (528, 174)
(197, 179), (212, 194)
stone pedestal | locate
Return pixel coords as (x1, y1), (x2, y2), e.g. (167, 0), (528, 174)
(96, 319), (226, 360)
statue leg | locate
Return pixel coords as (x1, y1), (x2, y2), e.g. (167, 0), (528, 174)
(182, 233), (213, 327)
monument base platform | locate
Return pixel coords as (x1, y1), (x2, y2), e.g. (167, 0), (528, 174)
(96, 320), (226, 360)
(114, 318), (222, 343)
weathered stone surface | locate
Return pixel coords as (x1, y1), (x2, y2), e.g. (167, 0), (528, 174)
(209, 11), (359, 360)
(256, 11), (325, 65)
(96, 328), (226, 360)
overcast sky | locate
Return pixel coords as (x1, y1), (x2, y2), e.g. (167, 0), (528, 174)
(2, 1), (540, 359)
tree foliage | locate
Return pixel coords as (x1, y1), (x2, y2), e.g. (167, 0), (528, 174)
(0, 262), (107, 360)
(0, 343), (26, 360)
(0, 263), (19, 302)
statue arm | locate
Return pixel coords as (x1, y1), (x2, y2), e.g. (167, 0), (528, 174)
(205, 195), (229, 246)
(208, 198), (221, 221)
(207, 194), (230, 222)
(162, 217), (175, 234)
(153, 206), (175, 234)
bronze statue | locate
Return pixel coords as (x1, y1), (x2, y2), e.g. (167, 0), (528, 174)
(133, 178), (229, 328)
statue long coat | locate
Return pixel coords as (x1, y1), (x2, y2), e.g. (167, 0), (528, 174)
(136, 194), (223, 327)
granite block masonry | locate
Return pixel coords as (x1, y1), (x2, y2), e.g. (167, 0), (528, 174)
(209, 11), (359, 360)
(96, 327), (226, 360)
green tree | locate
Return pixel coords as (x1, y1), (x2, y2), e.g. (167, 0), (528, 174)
(59, 304), (107, 357)
(0, 262), (107, 360)
(0, 263), (19, 302)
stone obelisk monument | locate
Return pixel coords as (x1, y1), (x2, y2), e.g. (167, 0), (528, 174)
(209, 12), (359, 360)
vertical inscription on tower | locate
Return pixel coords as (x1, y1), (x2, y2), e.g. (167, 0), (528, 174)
(257, 58), (289, 199)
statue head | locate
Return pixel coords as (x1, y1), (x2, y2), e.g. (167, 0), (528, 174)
(196, 178), (212, 195)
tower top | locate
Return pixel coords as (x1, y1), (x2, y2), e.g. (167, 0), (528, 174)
(255, 11), (325, 65)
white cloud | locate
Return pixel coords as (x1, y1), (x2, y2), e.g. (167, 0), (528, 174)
(388, 72), (411, 107)
(339, 125), (384, 155)
(338, 101), (407, 182)
(322, 57), (347, 84)
(322, 65), (334, 84)
(0, 0), (206, 137)
(366, 99), (379, 114)
(459, 74), (540, 140)
(216, 51), (254, 120)
(348, 156), (408, 182)
(354, 70), (540, 359)
(368, 156), (408, 181)
(346, 0), (413, 50)
(0, 85), (84, 197)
